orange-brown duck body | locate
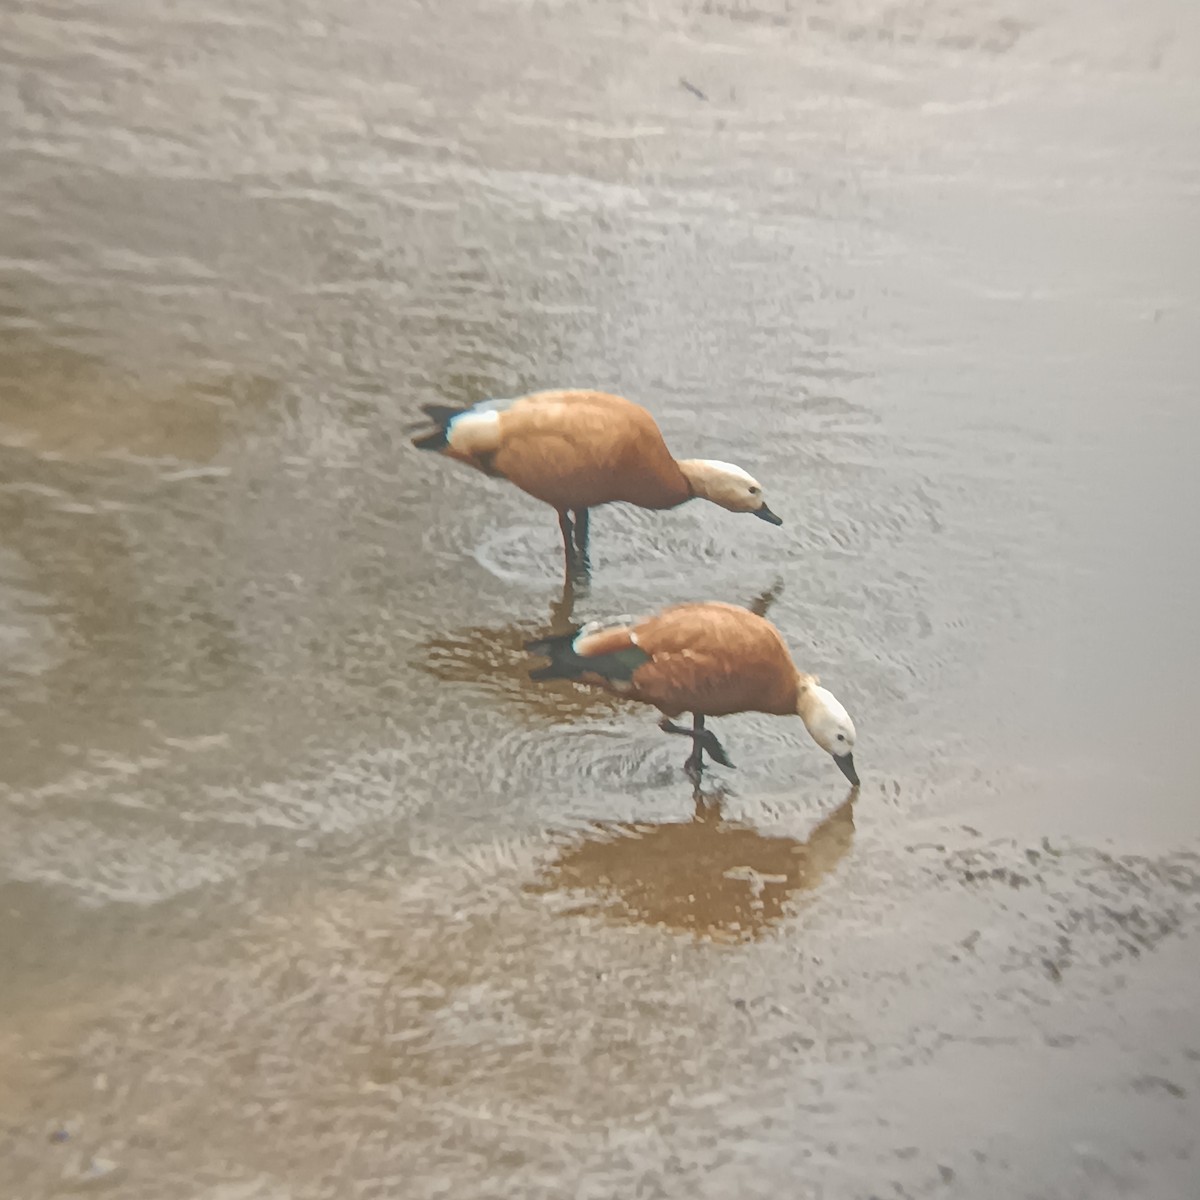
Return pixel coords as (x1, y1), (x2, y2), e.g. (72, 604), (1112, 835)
(527, 601), (860, 786)
(412, 390), (781, 579)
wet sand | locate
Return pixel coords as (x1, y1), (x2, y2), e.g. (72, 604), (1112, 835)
(2, 0), (1199, 1195)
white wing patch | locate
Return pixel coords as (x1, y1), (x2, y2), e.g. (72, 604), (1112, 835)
(572, 614), (637, 654)
(447, 409), (501, 454)
(468, 396), (518, 415)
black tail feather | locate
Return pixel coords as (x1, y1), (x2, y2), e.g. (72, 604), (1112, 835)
(524, 626), (650, 683)
(411, 403), (469, 451)
(421, 403), (468, 425)
(524, 628), (583, 681)
(524, 630), (580, 656)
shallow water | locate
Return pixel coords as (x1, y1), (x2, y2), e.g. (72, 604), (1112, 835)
(2, 0), (1199, 1195)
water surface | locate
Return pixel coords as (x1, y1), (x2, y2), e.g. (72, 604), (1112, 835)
(2, 0), (1199, 1195)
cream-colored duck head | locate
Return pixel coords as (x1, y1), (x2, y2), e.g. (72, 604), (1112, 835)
(676, 459), (782, 524)
(797, 681), (859, 786)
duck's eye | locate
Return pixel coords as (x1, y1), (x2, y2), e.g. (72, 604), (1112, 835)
(749, 486), (761, 496)
(837, 734), (846, 742)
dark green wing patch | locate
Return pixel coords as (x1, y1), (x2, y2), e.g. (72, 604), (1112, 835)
(579, 644), (651, 682)
(526, 629), (650, 683)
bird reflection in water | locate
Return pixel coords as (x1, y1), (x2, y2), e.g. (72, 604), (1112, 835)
(416, 607), (627, 726)
(529, 790), (856, 942)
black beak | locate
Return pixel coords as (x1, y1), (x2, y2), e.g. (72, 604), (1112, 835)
(754, 503), (783, 526)
(835, 753), (859, 787)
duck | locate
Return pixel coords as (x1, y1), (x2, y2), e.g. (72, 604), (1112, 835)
(525, 601), (859, 787)
(411, 389), (781, 580)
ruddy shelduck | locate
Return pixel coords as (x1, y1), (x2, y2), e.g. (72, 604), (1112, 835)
(526, 601), (859, 786)
(411, 389), (782, 578)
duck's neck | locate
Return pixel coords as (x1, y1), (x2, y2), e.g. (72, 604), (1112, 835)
(793, 673), (821, 730)
(674, 459), (716, 503)
(625, 457), (697, 510)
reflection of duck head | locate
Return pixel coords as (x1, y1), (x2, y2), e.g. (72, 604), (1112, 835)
(529, 793), (856, 942)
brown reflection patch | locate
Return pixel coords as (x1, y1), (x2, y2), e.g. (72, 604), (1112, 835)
(0, 327), (273, 461)
(417, 621), (633, 723)
(531, 795), (855, 941)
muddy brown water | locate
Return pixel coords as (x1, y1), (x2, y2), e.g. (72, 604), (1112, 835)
(2, 0), (1199, 1196)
